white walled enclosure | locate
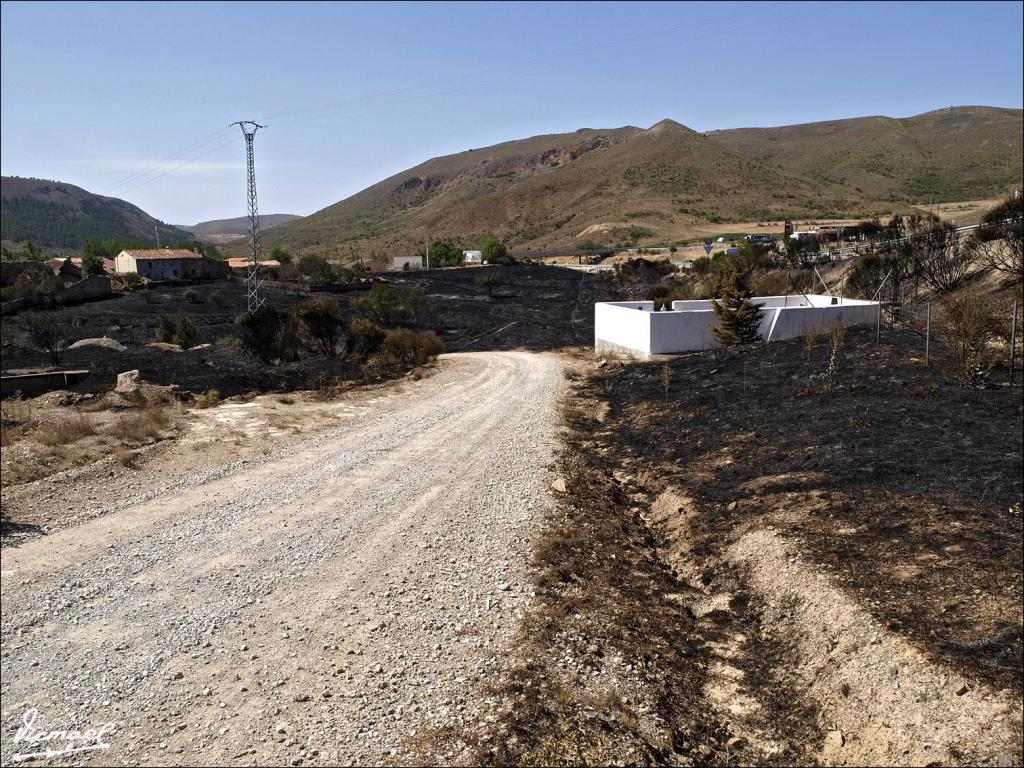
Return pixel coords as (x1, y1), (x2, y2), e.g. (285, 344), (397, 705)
(594, 295), (880, 358)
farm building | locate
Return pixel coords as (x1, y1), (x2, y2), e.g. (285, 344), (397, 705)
(115, 249), (229, 280)
(463, 250), (483, 264)
(594, 295), (879, 358)
(391, 255), (422, 271)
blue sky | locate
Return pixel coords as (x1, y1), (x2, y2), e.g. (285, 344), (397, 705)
(2, 1), (1021, 224)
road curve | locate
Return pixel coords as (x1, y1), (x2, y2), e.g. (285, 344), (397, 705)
(0, 351), (565, 766)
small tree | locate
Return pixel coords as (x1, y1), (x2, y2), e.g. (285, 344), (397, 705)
(172, 312), (201, 349)
(155, 312), (177, 343)
(294, 296), (343, 357)
(940, 288), (1003, 386)
(268, 245), (293, 266)
(297, 254), (337, 285)
(710, 266), (763, 346)
(235, 306), (286, 364)
(351, 283), (402, 325)
(81, 252), (107, 277)
(23, 312), (72, 366)
(20, 241), (47, 262)
(475, 271), (501, 296)
(482, 238), (514, 265)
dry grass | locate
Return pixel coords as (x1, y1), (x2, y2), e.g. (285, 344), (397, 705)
(34, 413), (96, 447)
(192, 389), (221, 409)
(113, 445), (137, 468)
(277, 395), (296, 405)
(108, 405), (171, 445)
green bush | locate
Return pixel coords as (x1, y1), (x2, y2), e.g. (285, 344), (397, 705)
(156, 311), (200, 348)
(173, 312), (201, 349)
(475, 271), (501, 295)
(381, 328), (443, 367)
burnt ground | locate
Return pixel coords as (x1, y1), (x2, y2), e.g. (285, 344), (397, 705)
(0, 266), (609, 397)
(419, 326), (1023, 767)
(391, 264), (609, 351)
(594, 326), (1023, 695)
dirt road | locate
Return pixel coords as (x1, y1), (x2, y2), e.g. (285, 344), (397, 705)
(0, 351), (565, 766)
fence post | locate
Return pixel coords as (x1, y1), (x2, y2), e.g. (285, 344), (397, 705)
(925, 302), (931, 366)
(1011, 300), (1018, 386)
(876, 300), (882, 344)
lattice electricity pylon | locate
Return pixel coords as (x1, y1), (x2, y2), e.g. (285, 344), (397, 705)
(232, 121), (267, 313)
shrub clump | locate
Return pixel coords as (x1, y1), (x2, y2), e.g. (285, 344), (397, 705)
(347, 318), (386, 362)
(156, 311), (201, 349)
(381, 328), (444, 367)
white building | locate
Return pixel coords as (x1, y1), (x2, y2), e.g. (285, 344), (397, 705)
(391, 255), (422, 271)
(114, 249), (228, 280)
(463, 250), (482, 264)
(594, 295), (879, 358)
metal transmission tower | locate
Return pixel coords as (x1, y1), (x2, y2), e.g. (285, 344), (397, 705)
(232, 121), (267, 313)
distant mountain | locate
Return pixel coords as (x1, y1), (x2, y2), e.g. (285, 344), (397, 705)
(708, 106), (1023, 203)
(0, 176), (192, 251)
(178, 214), (301, 238)
(251, 106), (1021, 258)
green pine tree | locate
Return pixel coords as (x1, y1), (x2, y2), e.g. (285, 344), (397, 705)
(710, 265), (763, 345)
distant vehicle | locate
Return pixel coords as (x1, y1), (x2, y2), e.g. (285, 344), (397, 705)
(463, 250), (482, 264)
(744, 234), (776, 244)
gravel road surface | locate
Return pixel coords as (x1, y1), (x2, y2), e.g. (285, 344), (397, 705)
(0, 351), (565, 766)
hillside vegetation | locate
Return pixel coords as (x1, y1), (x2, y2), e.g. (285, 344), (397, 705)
(178, 213), (301, 238)
(253, 106), (1022, 259)
(0, 176), (192, 252)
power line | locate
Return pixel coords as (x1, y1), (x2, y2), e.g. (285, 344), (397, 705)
(101, 125), (235, 194)
(115, 134), (240, 197)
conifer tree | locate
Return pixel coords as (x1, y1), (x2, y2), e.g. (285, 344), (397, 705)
(710, 265), (763, 345)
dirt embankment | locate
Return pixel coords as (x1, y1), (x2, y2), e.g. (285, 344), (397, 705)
(433, 329), (1022, 766)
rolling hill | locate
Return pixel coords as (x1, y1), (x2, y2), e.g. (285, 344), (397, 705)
(254, 106), (1022, 258)
(0, 176), (192, 252)
(178, 214), (301, 238)
(709, 106), (1023, 203)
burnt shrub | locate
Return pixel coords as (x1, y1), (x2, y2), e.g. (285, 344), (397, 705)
(294, 296), (344, 358)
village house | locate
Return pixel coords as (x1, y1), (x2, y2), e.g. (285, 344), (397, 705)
(114, 248), (229, 280)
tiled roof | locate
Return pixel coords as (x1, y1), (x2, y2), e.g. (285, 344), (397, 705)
(225, 258), (281, 268)
(122, 249), (203, 260)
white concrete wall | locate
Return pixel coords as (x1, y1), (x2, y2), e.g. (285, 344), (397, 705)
(114, 252), (136, 275)
(595, 295), (879, 357)
(594, 302), (653, 357)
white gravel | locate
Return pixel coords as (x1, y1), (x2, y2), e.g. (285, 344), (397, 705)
(0, 351), (565, 766)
